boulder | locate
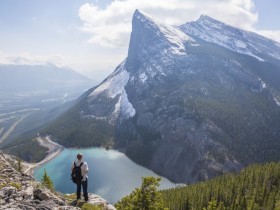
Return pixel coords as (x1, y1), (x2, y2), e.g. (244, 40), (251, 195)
(33, 188), (51, 201)
(23, 186), (34, 200)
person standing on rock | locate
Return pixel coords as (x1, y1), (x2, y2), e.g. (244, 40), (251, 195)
(71, 153), (89, 201)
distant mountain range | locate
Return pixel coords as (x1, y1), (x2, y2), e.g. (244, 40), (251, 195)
(0, 64), (94, 112)
(0, 64), (92, 92)
(16, 10), (280, 183)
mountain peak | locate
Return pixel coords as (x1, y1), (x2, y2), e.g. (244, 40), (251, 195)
(133, 9), (155, 23)
(127, 10), (192, 67)
(132, 9), (168, 29)
(132, 9), (170, 34)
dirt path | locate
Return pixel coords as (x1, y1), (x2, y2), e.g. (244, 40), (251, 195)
(24, 136), (64, 174)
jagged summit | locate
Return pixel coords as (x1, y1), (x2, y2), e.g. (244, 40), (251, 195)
(181, 14), (280, 61)
(133, 9), (156, 23)
(127, 9), (193, 67)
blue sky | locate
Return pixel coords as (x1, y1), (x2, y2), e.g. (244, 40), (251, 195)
(254, 0), (279, 30)
(0, 0), (279, 81)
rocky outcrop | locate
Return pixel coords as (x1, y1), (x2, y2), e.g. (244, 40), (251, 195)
(0, 153), (116, 210)
(68, 194), (116, 210)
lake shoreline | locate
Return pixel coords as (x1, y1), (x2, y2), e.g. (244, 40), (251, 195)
(25, 139), (180, 188)
(33, 148), (177, 204)
(24, 136), (64, 175)
(29, 143), (179, 186)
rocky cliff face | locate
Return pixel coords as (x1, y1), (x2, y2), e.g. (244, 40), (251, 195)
(0, 153), (115, 210)
(46, 10), (280, 184)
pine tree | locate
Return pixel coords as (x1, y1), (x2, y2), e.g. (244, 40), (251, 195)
(115, 176), (168, 210)
(41, 169), (54, 190)
(160, 162), (280, 210)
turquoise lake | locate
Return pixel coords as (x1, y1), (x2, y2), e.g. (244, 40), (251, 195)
(34, 148), (176, 204)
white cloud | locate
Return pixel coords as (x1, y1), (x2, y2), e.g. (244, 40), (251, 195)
(0, 52), (66, 67)
(78, 0), (269, 48)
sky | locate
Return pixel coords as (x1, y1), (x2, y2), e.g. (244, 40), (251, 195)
(0, 0), (279, 82)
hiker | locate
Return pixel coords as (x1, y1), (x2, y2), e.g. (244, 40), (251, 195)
(71, 153), (89, 201)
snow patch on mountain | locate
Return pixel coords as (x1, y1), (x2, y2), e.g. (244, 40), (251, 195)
(89, 62), (129, 98)
(113, 90), (136, 119)
(259, 78), (267, 91)
(139, 72), (148, 83)
(274, 96), (280, 107)
(89, 61), (136, 118)
(235, 40), (247, 49)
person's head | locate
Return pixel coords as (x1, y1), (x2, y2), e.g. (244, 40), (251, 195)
(77, 153), (83, 160)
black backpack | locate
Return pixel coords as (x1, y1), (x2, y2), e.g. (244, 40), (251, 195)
(71, 161), (84, 184)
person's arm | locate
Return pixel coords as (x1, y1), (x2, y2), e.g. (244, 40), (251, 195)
(82, 162), (89, 181)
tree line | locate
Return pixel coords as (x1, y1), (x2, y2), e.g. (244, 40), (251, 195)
(161, 162), (280, 210)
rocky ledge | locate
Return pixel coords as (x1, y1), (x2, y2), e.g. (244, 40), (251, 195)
(0, 153), (116, 210)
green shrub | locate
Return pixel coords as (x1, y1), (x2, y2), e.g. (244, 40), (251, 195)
(41, 169), (54, 191)
(10, 182), (21, 189)
(116, 176), (168, 210)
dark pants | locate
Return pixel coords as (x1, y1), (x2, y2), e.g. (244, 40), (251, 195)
(76, 179), (88, 201)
